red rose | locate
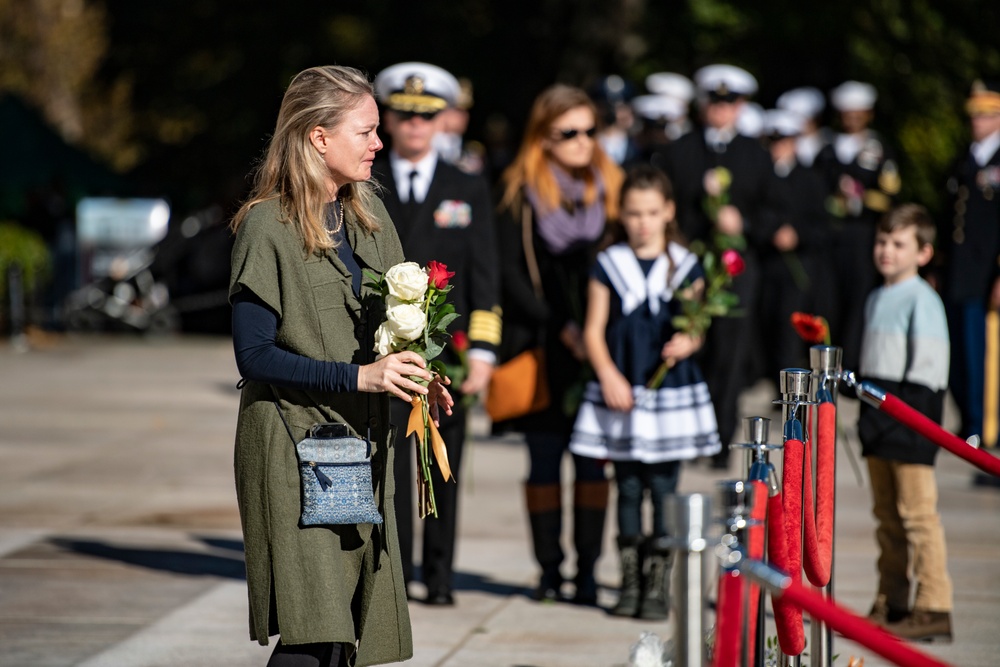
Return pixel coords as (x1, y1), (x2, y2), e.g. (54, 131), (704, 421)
(721, 249), (745, 277)
(790, 312), (830, 345)
(451, 330), (469, 352)
(427, 260), (455, 289)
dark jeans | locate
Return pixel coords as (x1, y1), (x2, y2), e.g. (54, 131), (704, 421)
(946, 299), (986, 439)
(613, 460), (681, 539)
(525, 431), (605, 484)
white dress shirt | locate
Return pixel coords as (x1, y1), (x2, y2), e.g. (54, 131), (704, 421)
(390, 150), (438, 203)
(971, 130), (1000, 167)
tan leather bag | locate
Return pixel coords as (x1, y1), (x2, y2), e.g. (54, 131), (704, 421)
(485, 346), (550, 422)
(485, 202), (550, 422)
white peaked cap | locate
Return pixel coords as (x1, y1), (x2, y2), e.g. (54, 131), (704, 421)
(830, 80), (877, 112)
(736, 102), (766, 138)
(776, 87), (826, 119)
(645, 72), (695, 103)
(764, 109), (805, 137)
(694, 64), (758, 97)
(631, 94), (687, 122)
(374, 62), (460, 112)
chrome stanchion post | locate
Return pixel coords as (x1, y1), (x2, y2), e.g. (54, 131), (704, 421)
(665, 493), (712, 667)
(730, 416), (779, 667)
(714, 480), (756, 667)
(772, 369), (815, 667)
(776, 368), (812, 441)
(809, 346), (842, 667)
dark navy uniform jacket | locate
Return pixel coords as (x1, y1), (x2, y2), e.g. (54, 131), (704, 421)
(372, 155), (501, 360)
(940, 145), (1000, 303)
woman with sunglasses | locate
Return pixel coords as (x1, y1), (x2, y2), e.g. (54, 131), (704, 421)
(494, 84), (623, 605)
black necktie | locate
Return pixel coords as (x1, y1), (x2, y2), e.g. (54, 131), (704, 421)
(404, 170), (420, 219)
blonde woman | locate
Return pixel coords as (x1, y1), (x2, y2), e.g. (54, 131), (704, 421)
(229, 65), (451, 667)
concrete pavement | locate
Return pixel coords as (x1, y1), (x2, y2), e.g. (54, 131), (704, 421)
(1, 334), (998, 666)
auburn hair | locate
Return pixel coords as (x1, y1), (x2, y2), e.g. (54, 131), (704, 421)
(500, 84), (622, 221)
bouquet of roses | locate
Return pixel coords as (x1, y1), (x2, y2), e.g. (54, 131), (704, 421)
(647, 237), (745, 389)
(365, 260), (459, 518)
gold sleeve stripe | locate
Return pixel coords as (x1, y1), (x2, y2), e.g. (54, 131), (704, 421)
(468, 309), (502, 346)
(984, 310), (999, 448)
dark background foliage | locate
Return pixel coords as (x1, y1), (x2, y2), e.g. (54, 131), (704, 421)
(2, 0), (999, 220)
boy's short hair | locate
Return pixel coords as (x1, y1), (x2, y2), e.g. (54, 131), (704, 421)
(878, 203), (936, 248)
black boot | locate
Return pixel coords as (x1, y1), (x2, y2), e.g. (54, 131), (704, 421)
(571, 480), (609, 606)
(610, 536), (642, 617)
(525, 483), (564, 601)
(639, 538), (673, 620)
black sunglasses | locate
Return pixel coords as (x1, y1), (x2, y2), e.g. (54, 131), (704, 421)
(552, 126), (597, 141)
(396, 110), (439, 121)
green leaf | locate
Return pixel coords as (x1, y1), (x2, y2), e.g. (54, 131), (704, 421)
(704, 304), (727, 317)
(424, 338), (444, 360)
(433, 312), (460, 332)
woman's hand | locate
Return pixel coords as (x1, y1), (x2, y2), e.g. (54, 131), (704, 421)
(599, 368), (634, 412)
(661, 332), (703, 367)
(427, 376), (454, 426)
(560, 321), (587, 361)
(357, 351), (433, 401)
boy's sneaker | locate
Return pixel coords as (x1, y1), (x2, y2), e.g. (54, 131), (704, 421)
(886, 609), (953, 643)
(867, 595), (908, 627)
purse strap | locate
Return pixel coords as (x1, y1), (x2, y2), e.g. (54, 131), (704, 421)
(521, 202), (544, 299)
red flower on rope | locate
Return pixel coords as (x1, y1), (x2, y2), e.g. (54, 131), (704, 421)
(791, 312), (830, 345)
(427, 261), (455, 289)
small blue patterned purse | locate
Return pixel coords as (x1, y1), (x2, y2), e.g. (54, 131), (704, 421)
(272, 398), (383, 526)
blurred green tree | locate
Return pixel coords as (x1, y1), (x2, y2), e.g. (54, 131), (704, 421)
(2, 0), (997, 219)
(0, 0), (139, 171)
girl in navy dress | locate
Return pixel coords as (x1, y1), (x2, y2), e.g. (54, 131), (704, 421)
(570, 165), (720, 619)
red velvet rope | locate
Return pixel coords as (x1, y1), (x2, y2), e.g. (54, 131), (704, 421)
(712, 569), (744, 667)
(802, 402), (836, 586)
(767, 443), (805, 656)
(881, 393), (1000, 477)
(745, 479), (768, 663)
(780, 578), (954, 667)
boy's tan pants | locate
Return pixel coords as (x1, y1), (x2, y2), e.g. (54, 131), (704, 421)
(867, 457), (953, 612)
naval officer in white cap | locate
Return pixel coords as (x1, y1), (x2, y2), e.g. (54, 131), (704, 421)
(372, 61), (501, 607)
(776, 86), (829, 168)
(814, 80), (901, 371)
(645, 72), (695, 139)
(661, 63), (780, 469)
(632, 93), (687, 168)
(758, 109), (835, 380)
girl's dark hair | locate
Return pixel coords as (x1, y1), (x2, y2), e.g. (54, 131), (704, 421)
(605, 164), (686, 284)
(620, 164), (674, 204)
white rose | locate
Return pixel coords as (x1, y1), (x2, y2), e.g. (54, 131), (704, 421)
(386, 302), (426, 342)
(373, 322), (397, 359)
(384, 262), (428, 302)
